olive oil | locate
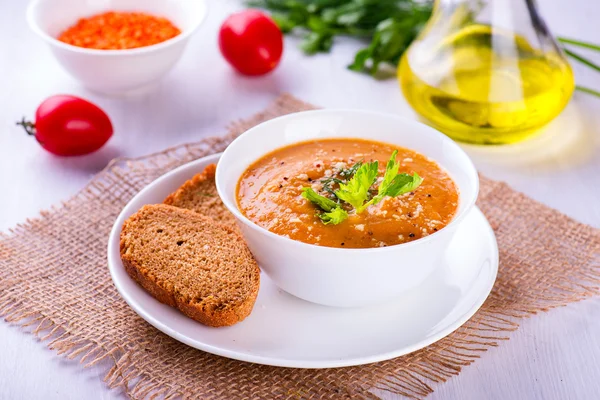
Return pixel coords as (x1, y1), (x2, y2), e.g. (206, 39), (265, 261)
(399, 25), (574, 144)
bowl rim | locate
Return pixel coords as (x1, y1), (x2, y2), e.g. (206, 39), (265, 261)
(215, 108), (480, 254)
(26, 0), (207, 56)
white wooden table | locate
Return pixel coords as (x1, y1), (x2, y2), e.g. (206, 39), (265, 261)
(1, 0), (599, 399)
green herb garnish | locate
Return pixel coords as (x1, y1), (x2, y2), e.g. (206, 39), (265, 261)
(321, 161), (361, 194)
(301, 187), (338, 211)
(302, 187), (349, 224)
(320, 206), (349, 225)
(321, 176), (344, 195)
(302, 150), (422, 225)
(335, 160), (379, 210)
(339, 161), (361, 178)
(363, 150), (423, 208)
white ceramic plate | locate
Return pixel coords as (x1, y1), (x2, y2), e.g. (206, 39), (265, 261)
(108, 153), (498, 368)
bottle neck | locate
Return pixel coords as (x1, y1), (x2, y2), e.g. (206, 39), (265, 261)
(415, 0), (564, 64)
(432, 0), (549, 39)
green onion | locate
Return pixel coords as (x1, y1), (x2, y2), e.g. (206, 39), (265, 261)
(575, 85), (600, 98)
(563, 49), (600, 73)
(558, 37), (600, 52)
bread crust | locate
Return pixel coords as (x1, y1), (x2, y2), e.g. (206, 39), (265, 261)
(163, 163), (216, 206)
(120, 204), (259, 328)
(121, 255), (259, 327)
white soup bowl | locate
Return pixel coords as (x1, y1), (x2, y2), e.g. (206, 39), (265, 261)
(216, 109), (479, 308)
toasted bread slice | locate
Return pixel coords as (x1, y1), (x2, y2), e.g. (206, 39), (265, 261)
(164, 164), (239, 232)
(120, 204), (259, 327)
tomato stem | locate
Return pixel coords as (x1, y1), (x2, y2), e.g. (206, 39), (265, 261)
(16, 117), (36, 136)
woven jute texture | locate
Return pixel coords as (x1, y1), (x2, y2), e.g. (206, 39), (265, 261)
(1, 94), (599, 399)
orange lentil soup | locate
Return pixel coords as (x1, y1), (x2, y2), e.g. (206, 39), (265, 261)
(237, 139), (459, 249)
(58, 11), (181, 50)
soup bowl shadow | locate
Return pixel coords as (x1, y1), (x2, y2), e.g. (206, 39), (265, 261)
(216, 109), (479, 308)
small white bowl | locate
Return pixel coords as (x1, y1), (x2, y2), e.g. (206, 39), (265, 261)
(27, 0), (207, 95)
(216, 110), (479, 308)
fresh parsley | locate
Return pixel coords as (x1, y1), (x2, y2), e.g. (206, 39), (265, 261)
(247, 0), (433, 77)
(301, 150), (423, 225)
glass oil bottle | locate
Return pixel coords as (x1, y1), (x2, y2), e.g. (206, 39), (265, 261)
(399, 0), (574, 144)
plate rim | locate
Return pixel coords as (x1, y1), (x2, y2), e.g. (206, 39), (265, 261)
(107, 153), (499, 369)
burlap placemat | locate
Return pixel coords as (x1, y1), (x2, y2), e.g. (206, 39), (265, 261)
(1, 94), (599, 399)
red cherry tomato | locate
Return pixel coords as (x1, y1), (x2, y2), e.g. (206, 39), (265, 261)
(219, 10), (283, 76)
(17, 95), (113, 156)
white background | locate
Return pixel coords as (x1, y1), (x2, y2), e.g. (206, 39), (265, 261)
(1, 0), (599, 399)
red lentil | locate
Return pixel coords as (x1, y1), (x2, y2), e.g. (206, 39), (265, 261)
(57, 11), (181, 50)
